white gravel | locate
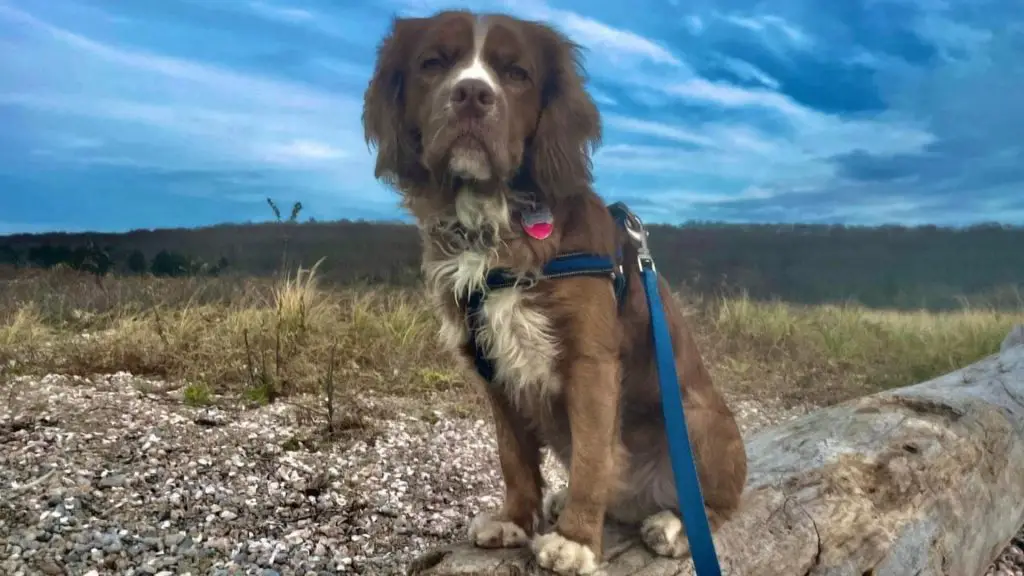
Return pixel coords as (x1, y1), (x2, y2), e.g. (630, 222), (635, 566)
(1, 372), (1020, 575)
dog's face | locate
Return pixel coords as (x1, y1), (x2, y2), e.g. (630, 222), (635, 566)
(363, 10), (601, 201)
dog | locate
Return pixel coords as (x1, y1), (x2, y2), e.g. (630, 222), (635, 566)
(362, 10), (747, 575)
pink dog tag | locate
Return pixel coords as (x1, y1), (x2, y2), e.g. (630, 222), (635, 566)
(521, 205), (554, 240)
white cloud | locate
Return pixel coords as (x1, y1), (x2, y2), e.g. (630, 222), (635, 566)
(311, 58), (373, 82)
(603, 115), (716, 148)
(629, 186), (776, 205)
(388, 0), (683, 67)
(0, 4), (378, 193)
(536, 7), (682, 66)
(760, 15), (811, 46)
(247, 1), (316, 24)
(599, 97), (936, 200)
(609, 186), (779, 222)
(588, 87), (618, 106)
(605, 116), (780, 154)
(261, 140), (349, 163)
(721, 14), (764, 32)
(605, 65), (937, 185)
(718, 12), (812, 47)
(0, 5), (340, 112)
(685, 15), (704, 35)
(663, 78), (806, 117)
(915, 13), (993, 62)
(241, 1), (371, 40)
(48, 133), (105, 150)
(720, 57), (780, 89)
(802, 197), (936, 225)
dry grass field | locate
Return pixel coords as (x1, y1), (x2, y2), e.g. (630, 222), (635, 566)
(2, 262), (1020, 416)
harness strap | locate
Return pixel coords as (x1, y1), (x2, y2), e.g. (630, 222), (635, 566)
(461, 202), (722, 576)
(479, 252), (624, 293)
(464, 251), (625, 385)
(465, 289), (495, 383)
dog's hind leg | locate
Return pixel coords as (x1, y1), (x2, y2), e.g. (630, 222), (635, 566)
(634, 402), (747, 558)
(640, 507), (728, 558)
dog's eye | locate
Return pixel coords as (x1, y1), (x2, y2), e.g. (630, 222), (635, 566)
(505, 65), (529, 82)
(421, 57), (446, 71)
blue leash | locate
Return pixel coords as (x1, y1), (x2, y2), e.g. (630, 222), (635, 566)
(614, 204), (722, 575)
(462, 202), (721, 574)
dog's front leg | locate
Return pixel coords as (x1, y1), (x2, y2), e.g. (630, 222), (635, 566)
(469, 389), (544, 549)
(533, 356), (621, 576)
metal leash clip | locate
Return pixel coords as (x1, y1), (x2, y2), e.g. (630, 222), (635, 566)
(619, 207), (656, 273)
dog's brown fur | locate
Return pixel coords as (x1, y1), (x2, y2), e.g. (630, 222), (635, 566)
(363, 10), (747, 574)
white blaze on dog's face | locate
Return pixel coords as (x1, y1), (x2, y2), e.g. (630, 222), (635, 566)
(443, 21), (502, 181)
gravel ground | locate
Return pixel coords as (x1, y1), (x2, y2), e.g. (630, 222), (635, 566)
(1, 372), (1021, 575)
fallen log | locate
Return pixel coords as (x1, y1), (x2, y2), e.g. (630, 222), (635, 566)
(408, 326), (1024, 576)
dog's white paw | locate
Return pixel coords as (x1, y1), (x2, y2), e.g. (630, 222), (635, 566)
(543, 488), (568, 524)
(468, 512), (530, 549)
(640, 510), (690, 558)
(531, 531), (600, 575)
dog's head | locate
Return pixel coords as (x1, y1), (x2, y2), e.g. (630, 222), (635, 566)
(362, 10), (601, 203)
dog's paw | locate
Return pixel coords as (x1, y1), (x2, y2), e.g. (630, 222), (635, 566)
(542, 488), (568, 524)
(531, 532), (600, 575)
(640, 510), (690, 558)
(468, 512), (530, 549)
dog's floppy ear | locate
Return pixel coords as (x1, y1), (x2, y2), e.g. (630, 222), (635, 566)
(526, 22), (602, 198)
(363, 17), (427, 188)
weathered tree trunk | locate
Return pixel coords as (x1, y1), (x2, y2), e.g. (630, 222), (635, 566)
(408, 326), (1024, 576)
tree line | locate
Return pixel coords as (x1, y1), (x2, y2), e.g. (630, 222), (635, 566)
(0, 241), (230, 278)
(2, 216), (1022, 311)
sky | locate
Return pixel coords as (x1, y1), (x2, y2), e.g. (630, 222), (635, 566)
(1, 0), (1023, 235)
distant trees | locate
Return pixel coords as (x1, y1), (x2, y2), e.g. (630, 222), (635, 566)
(23, 242), (113, 276)
(27, 244), (72, 268)
(2, 217), (1023, 311)
(0, 243), (228, 278)
(150, 250), (193, 277)
(126, 250), (147, 274)
(149, 250), (229, 277)
(0, 245), (19, 267)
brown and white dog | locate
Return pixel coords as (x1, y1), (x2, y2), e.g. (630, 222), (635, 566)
(362, 10), (747, 575)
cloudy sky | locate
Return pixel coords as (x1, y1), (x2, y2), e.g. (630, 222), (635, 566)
(1, 0), (1022, 234)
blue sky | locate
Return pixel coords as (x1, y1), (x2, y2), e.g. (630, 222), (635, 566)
(1, 0), (1023, 235)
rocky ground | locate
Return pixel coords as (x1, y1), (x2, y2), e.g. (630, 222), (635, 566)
(1, 372), (1021, 575)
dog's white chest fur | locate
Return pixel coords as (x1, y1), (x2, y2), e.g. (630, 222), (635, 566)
(423, 191), (561, 404)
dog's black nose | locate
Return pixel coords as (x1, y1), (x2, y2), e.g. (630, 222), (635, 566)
(450, 78), (496, 115)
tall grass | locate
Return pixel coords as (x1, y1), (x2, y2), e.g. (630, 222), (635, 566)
(708, 291), (1020, 403)
(1, 268), (1021, 411)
